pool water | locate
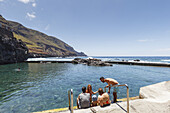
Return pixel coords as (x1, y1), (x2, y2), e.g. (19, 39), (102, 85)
(0, 58), (170, 112)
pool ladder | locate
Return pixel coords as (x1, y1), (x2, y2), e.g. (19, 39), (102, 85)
(104, 84), (129, 113)
(68, 89), (73, 113)
(68, 84), (129, 113)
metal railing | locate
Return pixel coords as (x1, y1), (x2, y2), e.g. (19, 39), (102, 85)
(68, 89), (74, 113)
(104, 84), (129, 113)
(68, 84), (129, 113)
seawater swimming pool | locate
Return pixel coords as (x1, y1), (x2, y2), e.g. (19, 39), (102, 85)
(0, 56), (170, 113)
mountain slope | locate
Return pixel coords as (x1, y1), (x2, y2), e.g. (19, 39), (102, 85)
(0, 15), (86, 57)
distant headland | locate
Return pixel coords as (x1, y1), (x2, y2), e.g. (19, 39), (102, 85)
(0, 15), (86, 64)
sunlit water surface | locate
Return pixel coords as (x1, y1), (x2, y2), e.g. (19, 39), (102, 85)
(0, 56), (170, 113)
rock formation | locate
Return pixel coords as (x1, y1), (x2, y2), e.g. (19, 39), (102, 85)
(72, 58), (113, 66)
(0, 27), (29, 64)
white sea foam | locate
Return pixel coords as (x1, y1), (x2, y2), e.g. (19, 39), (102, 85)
(161, 60), (170, 62)
(127, 60), (170, 64)
(27, 58), (73, 61)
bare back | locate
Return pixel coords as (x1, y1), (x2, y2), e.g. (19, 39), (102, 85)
(97, 93), (110, 106)
(105, 78), (118, 86)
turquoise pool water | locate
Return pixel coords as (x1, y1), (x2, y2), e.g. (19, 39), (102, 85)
(0, 57), (170, 113)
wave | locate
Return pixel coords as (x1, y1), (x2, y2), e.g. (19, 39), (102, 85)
(27, 58), (73, 61)
(161, 60), (170, 62)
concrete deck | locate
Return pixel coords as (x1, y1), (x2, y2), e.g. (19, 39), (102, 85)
(35, 81), (170, 113)
(106, 61), (170, 67)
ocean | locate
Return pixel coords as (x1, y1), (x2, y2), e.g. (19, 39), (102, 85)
(0, 56), (170, 113)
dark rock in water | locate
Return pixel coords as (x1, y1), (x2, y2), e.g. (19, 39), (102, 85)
(74, 58), (82, 61)
(72, 60), (79, 64)
(134, 59), (140, 62)
(72, 58), (112, 66)
(0, 27), (29, 64)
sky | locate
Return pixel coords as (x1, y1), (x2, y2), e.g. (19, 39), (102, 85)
(0, 0), (170, 56)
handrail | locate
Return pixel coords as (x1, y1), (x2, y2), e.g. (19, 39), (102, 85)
(104, 84), (129, 113)
(68, 89), (74, 113)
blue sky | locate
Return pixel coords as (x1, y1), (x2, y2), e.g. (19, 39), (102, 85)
(0, 0), (170, 56)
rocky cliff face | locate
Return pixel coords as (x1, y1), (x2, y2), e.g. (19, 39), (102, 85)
(0, 27), (29, 64)
(0, 15), (86, 57)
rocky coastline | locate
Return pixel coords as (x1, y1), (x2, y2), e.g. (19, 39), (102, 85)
(0, 27), (29, 64)
(72, 58), (113, 66)
(0, 15), (87, 64)
(0, 15), (87, 58)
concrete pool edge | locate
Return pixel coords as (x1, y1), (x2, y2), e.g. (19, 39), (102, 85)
(34, 81), (170, 113)
(34, 96), (139, 113)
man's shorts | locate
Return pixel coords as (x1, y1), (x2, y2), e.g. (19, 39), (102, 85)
(111, 84), (119, 93)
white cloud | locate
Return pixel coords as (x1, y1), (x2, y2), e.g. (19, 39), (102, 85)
(157, 48), (170, 52)
(137, 39), (154, 42)
(18, 0), (36, 7)
(45, 24), (50, 31)
(137, 39), (148, 42)
(26, 12), (36, 20)
(18, 0), (35, 4)
(32, 2), (36, 7)
(0, 0), (4, 2)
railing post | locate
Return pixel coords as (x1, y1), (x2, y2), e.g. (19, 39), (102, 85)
(71, 89), (73, 113)
(68, 89), (74, 113)
(68, 90), (71, 110)
(125, 84), (129, 113)
(104, 84), (129, 113)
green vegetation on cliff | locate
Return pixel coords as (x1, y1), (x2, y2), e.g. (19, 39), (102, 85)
(0, 15), (86, 57)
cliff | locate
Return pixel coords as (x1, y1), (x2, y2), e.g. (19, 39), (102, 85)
(0, 15), (86, 57)
(0, 27), (29, 64)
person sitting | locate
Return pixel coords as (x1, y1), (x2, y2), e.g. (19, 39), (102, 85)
(97, 88), (111, 107)
(91, 95), (98, 106)
(77, 86), (90, 109)
(86, 84), (98, 102)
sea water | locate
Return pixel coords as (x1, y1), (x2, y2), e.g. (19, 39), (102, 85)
(0, 56), (170, 113)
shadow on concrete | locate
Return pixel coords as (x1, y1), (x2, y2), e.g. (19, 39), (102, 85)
(116, 103), (127, 113)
